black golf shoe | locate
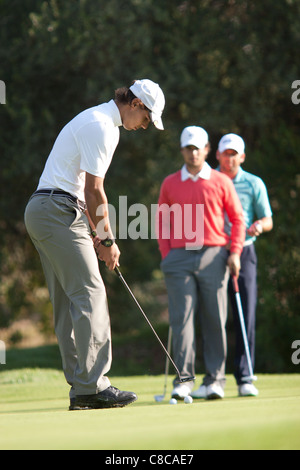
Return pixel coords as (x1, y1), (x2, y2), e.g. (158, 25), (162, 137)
(69, 386), (137, 411)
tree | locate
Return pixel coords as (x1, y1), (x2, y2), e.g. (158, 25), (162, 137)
(0, 0), (299, 371)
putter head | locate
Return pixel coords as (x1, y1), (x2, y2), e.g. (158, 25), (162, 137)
(154, 394), (165, 402)
(179, 376), (195, 383)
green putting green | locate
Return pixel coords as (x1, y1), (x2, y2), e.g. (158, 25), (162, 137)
(0, 370), (299, 450)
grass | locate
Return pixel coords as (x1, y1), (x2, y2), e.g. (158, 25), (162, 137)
(0, 367), (299, 450)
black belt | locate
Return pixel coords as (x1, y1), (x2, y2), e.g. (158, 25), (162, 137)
(33, 189), (87, 212)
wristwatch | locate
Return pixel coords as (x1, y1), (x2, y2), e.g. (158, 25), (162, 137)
(100, 238), (115, 247)
(255, 222), (263, 234)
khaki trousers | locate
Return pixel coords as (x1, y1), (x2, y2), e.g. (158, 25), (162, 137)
(24, 194), (111, 397)
(161, 247), (229, 387)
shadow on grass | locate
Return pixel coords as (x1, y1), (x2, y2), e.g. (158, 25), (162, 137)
(1, 321), (240, 377)
(0, 323), (181, 377)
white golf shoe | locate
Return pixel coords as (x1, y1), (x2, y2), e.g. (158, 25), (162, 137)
(206, 383), (225, 400)
(191, 385), (207, 399)
(171, 383), (191, 400)
(238, 383), (259, 397)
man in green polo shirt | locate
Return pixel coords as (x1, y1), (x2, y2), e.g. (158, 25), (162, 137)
(216, 133), (273, 397)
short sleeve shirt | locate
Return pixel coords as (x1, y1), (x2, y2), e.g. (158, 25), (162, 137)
(224, 167), (273, 243)
(37, 100), (122, 201)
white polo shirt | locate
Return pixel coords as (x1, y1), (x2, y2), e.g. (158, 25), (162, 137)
(37, 100), (122, 201)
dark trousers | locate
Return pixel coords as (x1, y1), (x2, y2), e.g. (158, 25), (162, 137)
(228, 243), (257, 385)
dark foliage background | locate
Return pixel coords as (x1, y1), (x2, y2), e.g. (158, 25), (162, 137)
(0, 0), (299, 373)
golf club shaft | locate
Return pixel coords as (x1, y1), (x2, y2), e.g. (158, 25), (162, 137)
(154, 327), (172, 402)
(163, 327), (172, 393)
(232, 275), (255, 379)
(164, 327), (172, 378)
(114, 266), (183, 381)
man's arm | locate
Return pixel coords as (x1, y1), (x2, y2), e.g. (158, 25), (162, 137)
(227, 252), (241, 277)
(247, 216), (273, 236)
(250, 176), (273, 237)
(85, 172), (120, 270)
(156, 180), (172, 259)
(223, 179), (246, 277)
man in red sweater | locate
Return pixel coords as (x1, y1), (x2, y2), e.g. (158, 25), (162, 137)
(157, 126), (245, 400)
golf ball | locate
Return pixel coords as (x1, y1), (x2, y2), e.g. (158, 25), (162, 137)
(169, 398), (177, 405)
(184, 396), (193, 404)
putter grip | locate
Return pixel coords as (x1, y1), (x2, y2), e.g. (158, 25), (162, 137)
(232, 275), (239, 293)
(114, 266), (121, 277)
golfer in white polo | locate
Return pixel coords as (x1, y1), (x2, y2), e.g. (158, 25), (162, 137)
(25, 79), (165, 410)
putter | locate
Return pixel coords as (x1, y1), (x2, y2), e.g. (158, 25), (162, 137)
(154, 327), (172, 402)
(232, 275), (257, 382)
(115, 266), (195, 384)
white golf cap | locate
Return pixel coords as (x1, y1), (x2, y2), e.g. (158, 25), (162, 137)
(180, 126), (209, 149)
(129, 79), (165, 130)
(218, 133), (245, 154)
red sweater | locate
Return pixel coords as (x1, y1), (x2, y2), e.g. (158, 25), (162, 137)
(157, 168), (245, 259)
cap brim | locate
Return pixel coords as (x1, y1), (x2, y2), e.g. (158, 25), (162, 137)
(218, 144), (241, 154)
(151, 112), (164, 130)
(181, 138), (206, 149)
